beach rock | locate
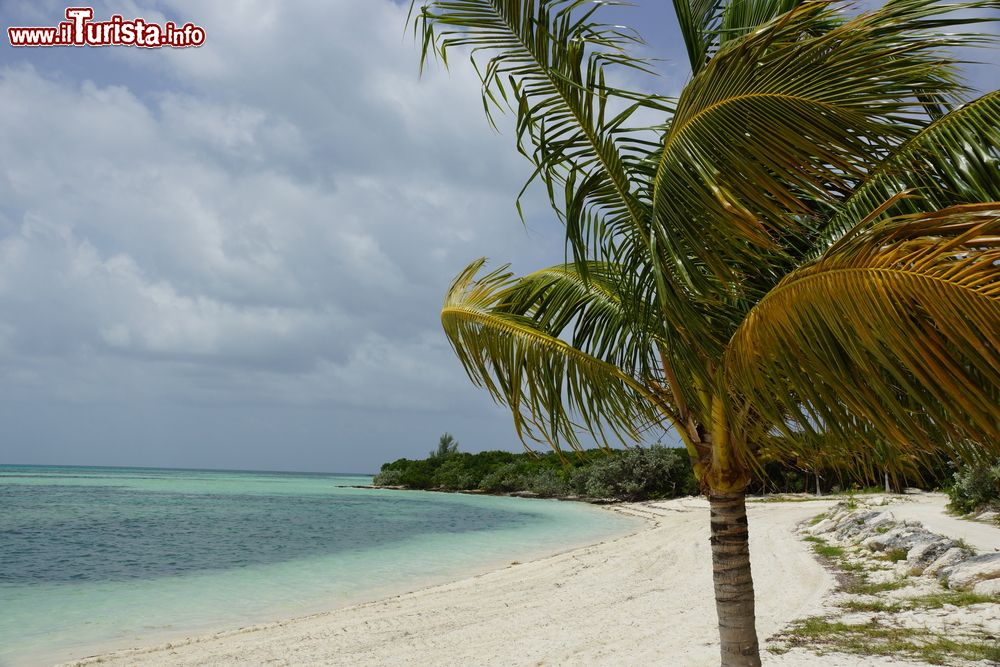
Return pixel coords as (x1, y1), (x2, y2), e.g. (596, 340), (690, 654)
(835, 510), (895, 541)
(862, 526), (937, 553)
(976, 511), (998, 524)
(808, 518), (838, 536)
(925, 547), (971, 579)
(830, 501), (853, 515)
(973, 578), (1000, 597)
(906, 538), (957, 575)
(947, 553), (1000, 591)
(860, 527), (901, 550)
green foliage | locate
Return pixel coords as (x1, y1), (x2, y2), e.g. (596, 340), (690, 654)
(524, 469), (573, 498)
(430, 432), (460, 459)
(373, 457), (442, 488)
(477, 462), (525, 493)
(432, 456), (478, 490)
(947, 458), (1000, 514)
(571, 446), (699, 501)
(371, 468), (404, 486)
(374, 445), (697, 502)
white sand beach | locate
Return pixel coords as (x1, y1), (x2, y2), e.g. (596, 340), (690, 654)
(65, 495), (998, 667)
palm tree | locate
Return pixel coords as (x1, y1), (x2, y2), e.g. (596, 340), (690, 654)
(410, 0), (1000, 664)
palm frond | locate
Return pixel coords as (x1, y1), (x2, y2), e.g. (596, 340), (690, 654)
(717, 0), (816, 47)
(412, 0), (726, 410)
(442, 259), (676, 452)
(757, 430), (927, 485)
(412, 0), (671, 253)
(672, 0), (724, 73)
(651, 0), (988, 293)
(495, 261), (662, 377)
(725, 205), (1000, 467)
(493, 260), (710, 426)
(673, 0), (808, 74)
(814, 90), (1000, 255)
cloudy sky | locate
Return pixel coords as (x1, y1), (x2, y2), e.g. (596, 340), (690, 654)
(0, 1), (996, 473)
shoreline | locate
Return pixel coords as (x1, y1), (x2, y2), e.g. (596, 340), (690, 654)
(60, 496), (839, 667)
(2, 484), (638, 667)
(349, 483), (620, 504)
(54, 501), (648, 667)
(25, 496), (639, 667)
(54, 493), (999, 666)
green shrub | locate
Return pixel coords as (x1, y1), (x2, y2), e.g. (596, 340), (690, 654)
(947, 459), (1000, 514)
(432, 455), (479, 490)
(371, 468), (404, 486)
(525, 468), (572, 497)
(373, 457), (441, 489)
(573, 445), (698, 501)
(478, 462), (527, 493)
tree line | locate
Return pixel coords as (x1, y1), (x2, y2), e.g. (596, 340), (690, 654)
(373, 434), (964, 502)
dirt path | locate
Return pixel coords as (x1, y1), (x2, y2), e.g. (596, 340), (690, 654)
(887, 492), (999, 553)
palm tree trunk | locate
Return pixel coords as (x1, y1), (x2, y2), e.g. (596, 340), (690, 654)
(709, 492), (761, 667)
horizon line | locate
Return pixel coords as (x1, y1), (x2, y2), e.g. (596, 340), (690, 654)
(0, 462), (376, 477)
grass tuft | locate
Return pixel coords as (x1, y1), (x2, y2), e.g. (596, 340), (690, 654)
(838, 560), (867, 573)
(880, 547), (908, 563)
(780, 617), (1000, 664)
(845, 579), (907, 595)
(803, 535), (846, 559)
(907, 591), (998, 609)
(837, 599), (903, 613)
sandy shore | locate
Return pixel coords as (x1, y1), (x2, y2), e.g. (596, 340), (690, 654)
(63, 495), (993, 667)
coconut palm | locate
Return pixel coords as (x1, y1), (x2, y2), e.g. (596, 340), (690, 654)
(411, 0), (1000, 664)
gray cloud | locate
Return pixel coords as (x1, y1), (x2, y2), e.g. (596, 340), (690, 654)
(0, 0), (568, 470)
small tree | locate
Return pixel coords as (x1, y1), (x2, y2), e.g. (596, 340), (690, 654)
(430, 432), (460, 459)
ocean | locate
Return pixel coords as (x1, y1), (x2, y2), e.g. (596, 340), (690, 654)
(0, 465), (637, 666)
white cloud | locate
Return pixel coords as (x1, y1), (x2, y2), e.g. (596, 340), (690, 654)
(0, 1), (568, 468)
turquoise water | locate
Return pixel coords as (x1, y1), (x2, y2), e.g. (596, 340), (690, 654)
(0, 465), (637, 666)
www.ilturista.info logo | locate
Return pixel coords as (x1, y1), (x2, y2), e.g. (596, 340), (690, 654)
(8, 7), (205, 48)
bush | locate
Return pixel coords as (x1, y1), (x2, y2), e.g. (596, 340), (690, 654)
(373, 457), (440, 489)
(371, 468), (404, 486)
(432, 456), (479, 490)
(525, 468), (571, 497)
(478, 463), (526, 493)
(948, 459), (1000, 514)
(573, 445), (698, 501)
